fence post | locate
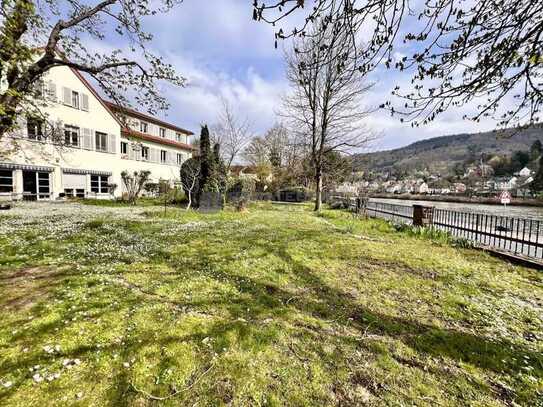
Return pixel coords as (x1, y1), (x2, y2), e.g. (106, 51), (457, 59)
(413, 205), (434, 227)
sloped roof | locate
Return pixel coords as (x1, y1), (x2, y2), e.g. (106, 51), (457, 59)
(104, 101), (193, 136)
(121, 128), (196, 151)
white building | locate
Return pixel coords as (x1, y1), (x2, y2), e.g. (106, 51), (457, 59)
(418, 182), (429, 194)
(0, 65), (194, 201)
(518, 167), (533, 177)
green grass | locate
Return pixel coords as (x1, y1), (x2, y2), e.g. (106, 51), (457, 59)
(0, 202), (542, 406)
(78, 197), (168, 207)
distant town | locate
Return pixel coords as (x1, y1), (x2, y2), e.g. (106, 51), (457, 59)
(338, 140), (543, 200)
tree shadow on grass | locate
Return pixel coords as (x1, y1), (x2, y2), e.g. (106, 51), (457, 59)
(162, 225), (543, 378)
(1, 214), (541, 405)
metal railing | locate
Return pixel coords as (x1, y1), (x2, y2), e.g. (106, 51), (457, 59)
(365, 200), (413, 225)
(360, 199), (543, 261)
(433, 208), (543, 259)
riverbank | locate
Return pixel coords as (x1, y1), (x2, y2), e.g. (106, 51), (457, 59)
(370, 193), (543, 207)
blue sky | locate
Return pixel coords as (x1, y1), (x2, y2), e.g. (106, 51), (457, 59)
(96, 0), (500, 152)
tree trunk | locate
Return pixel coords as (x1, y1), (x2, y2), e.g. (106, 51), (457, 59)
(186, 192), (192, 210)
(314, 166), (322, 212)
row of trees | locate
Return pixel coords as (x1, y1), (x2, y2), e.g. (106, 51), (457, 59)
(204, 18), (376, 211)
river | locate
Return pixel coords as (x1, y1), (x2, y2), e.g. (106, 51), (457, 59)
(369, 197), (543, 221)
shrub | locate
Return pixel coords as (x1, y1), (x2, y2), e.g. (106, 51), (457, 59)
(394, 224), (473, 248)
(121, 170), (151, 204)
(227, 178), (256, 203)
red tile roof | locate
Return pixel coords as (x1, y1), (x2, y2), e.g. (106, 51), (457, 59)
(121, 128), (196, 151)
(104, 101), (194, 136)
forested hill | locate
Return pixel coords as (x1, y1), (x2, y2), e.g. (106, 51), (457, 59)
(354, 125), (543, 175)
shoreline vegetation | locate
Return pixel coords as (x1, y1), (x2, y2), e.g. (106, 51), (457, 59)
(369, 193), (543, 207)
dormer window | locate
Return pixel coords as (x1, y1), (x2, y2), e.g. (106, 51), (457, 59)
(140, 121), (148, 133)
(159, 128), (166, 138)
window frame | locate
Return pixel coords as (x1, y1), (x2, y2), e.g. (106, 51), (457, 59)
(160, 150), (167, 163)
(27, 117), (45, 140)
(0, 169), (13, 193)
(141, 146), (150, 161)
(64, 125), (80, 147)
(159, 128), (166, 138)
(95, 131), (108, 152)
(71, 91), (80, 109)
(140, 121), (148, 133)
(121, 141), (128, 155)
(177, 153), (184, 165)
(90, 175), (109, 194)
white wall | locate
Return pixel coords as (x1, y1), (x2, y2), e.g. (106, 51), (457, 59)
(1, 65), (192, 200)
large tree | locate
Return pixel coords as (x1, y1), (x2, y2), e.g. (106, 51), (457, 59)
(282, 18), (374, 211)
(242, 123), (290, 168)
(0, 0), (185, 139)
(254, 0), (543, 128)
(211, 98), (252, 170)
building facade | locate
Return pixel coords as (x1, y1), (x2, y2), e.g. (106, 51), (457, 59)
(0, 65), (194, 201)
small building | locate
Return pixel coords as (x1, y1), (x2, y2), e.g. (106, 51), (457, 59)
(418, 182), (429, 194)
(453, 183), (467, 194)
(518, 167), (533, 177)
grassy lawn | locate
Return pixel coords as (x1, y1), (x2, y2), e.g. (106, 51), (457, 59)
(0, 201), (542, 406)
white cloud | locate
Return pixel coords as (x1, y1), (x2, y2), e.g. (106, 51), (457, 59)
(154, 53), (288, 136)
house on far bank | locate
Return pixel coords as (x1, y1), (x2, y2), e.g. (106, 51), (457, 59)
(453, 183), (467, 194)
(229, 165), (273, 184)
(418, 182), (429, 194)
(517, 167), (533, 177)
(0, 64), (194, 201)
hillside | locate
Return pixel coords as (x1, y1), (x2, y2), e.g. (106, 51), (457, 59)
(354, 125), (543, 175)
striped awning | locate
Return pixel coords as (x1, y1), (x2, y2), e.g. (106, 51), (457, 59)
(62, 168), (112, 176)
(0, 162), (54, 172)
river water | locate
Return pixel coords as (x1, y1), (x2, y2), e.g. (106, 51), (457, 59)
(370, 197), (543, 221)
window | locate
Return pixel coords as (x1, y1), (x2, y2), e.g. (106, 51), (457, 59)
(38, 172), (50, 199)
(160, 150), (167, 163)
(91, 175), (109, 194)
(0, 169), (13, 193)
(121, 141), (128, 155)
(95, 132), (108, 152)
(27, 117), (44, 140)
(159, 128), (166, 138)
(141, 146), (149, 161)
(64, 125), (80, 147)
(33, 80), (45, 98)
(177, 153), (184, 165)
(140, 121), (148, 133)
(71, 91), (79, 109)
